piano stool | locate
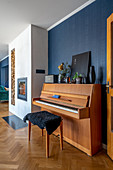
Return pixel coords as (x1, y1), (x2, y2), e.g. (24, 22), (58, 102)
(23, 111), (63, 158)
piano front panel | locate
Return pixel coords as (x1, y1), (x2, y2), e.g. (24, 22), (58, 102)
(43, 84), (93, 100)
(41, 107), (91, 155)
(63, 117), (91, 152)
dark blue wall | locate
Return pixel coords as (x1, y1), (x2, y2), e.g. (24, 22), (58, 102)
(48, 0), (113, 84)
(48, 0), (113, 144)
(0, 57), (9, 88)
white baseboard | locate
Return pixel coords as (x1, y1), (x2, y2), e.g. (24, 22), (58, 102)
(102, 143), (107, 150)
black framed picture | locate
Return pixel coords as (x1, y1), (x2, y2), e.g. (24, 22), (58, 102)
(71, 51), (91, 82)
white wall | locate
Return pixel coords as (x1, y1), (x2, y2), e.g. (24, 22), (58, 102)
(9, 25), (32, 119)
(9, 25), (48, 117)
(31, 25), (48, 111)
(31, 25), (48, 98)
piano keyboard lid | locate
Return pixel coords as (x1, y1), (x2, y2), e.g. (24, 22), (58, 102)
(39, 91), (90, 109)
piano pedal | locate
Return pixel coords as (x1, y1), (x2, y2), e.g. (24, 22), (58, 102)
(57, 134), (60, 138)
(53, 134), (60, 138)
(55, 134), (62, 141)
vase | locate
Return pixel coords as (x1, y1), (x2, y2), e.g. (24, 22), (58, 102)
(65, 77), (69, 83)
(82, 77), (87, 84)
(58, 74), (62, 83)
(89, 66), (95, 84)
(76, 77), (82, 84)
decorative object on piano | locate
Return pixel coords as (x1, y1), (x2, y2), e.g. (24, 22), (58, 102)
(89, 66), (95, 84)
(81, 73), (87, 84)
(58, 73), (62, 83)
(58, 63), (63, 83)
(82, 76), (87, 84)
(72, 72), (82, 84)
(52, 95), (60, 98)
(45, 75), (58, 83)
(71, 51), (91, 83)
(58, 62), (71, 83)
(64, 76), (70, 83)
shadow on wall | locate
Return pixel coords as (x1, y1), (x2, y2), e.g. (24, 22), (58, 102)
(101, 85), (107, 145)
(97, 66), (107, 145)
(98, 67), (103, 84)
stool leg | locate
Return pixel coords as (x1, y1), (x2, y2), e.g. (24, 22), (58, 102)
(28, 121), (31, 141)
(46, 131), (49, 158)
(42, 129), (43, 136)
(60, 121), (63, 150)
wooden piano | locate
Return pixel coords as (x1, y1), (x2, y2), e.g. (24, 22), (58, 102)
(33, 83), (101, 156)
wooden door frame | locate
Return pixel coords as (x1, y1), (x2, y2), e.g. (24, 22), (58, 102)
(107, 13), (113, 160)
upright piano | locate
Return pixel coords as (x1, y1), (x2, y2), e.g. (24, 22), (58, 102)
(33, 83), (101, 156)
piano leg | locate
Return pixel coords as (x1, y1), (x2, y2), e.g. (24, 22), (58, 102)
(46, 131), (49, 158)
(60, 120), (63, 150)
(28, 121), (31, 141)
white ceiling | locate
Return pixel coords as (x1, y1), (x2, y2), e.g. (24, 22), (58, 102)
(0, 44), (8, 60)
(0, 0), (91, 60)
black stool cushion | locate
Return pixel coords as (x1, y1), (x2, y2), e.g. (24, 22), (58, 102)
(23, 111), (62, 135)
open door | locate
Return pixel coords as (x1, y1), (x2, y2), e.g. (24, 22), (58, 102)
(107, 13), (113, 160)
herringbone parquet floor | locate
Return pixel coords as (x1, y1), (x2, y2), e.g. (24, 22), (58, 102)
(0, 102), (113, 170)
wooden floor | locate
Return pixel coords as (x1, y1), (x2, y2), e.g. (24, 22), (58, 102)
(0, 102), (113, 170)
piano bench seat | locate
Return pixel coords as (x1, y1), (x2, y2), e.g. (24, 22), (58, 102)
(23, 111), (63, 158)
